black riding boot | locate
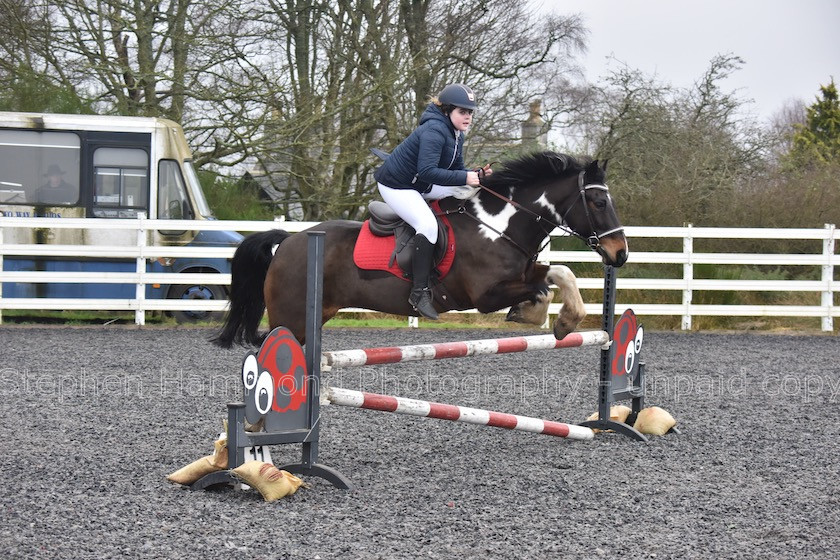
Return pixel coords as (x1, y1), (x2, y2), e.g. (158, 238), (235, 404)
(408, 234), (439, 320)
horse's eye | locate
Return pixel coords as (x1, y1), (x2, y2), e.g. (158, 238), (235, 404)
(594, 199), (607, 210)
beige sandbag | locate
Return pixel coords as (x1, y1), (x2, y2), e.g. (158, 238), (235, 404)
(211, 434), (228, 469)
(231, 461), (306, 502)
(633, 406), (676, 436)
(586, 404), (632, 434)
(167, 455), (223, 485)
(585, 405), (633, 432)
(586, 404), (632, 424)
(167, 432), (228, 485)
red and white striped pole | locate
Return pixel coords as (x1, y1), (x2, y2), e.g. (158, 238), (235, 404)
(322, 330), (609, 368)
(324, 386), (595, 441)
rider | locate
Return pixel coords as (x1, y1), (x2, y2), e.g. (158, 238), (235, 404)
(374, 83), (492, 320)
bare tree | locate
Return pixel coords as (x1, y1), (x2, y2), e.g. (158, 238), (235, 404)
(245, 0), (588, 219)
(416, 0), (588, 155)
(0, 0), (267, 164)
(247, 0), (407, 219)
(0, 0), (40, 76)
(767, 99), (807, 163)
(2, 0), (590, 220)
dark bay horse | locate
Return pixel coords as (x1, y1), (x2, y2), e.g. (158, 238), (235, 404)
(213, 151), (628, 347)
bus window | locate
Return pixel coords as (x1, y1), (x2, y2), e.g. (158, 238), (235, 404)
(92, 147), (148, 218)
(158, 159), (193, 221)
(183, 161), (214, 219)
(0, 130), (80, 205)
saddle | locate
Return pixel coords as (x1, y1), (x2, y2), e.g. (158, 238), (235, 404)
(354, 200), (455, 280)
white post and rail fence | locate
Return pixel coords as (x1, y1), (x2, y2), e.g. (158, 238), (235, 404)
(0, 216), (837, 331)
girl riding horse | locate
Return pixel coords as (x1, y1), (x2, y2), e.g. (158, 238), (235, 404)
(213, 150), (628, 348)
(374, 83), (493, 319)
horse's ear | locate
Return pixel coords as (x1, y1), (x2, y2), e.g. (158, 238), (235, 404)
(586, 159), (607, 182)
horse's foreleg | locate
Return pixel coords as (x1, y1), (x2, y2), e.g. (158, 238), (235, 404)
(478, 263), (552, 325)
(546, 265), (586, 340)
(473, 275), (551, 317)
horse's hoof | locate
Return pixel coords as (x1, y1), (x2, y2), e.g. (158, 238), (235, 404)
(506, 290), (553, 325)
(505, 305), (523, 323)
(553, 320), (575, 341)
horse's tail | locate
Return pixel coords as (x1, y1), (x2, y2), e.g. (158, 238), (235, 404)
(212, 229), (292, 348)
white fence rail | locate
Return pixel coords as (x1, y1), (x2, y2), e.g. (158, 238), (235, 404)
(1, 217), (837, 330)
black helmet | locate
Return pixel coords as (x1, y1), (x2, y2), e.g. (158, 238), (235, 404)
(438, 83), (477, 111)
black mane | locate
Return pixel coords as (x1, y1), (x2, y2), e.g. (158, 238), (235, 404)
(481, 151), (587, 191)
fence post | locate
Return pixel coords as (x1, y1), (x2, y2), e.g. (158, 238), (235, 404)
(682, 223), (693, 330)
(0, 226), (3, 325)
(539, 239), (552, 330)
(135, 213), (147, 326)
(822, 223), (835, 332)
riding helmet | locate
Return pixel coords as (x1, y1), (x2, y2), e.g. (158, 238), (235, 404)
(438, 83), (477, 111)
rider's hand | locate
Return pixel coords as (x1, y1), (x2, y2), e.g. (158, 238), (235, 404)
(480, 164), (493, 177)
(466, 171), (481, 186)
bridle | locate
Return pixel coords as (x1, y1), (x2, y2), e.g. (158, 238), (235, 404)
(566, 171), (625, 249)
(442, 169), (624, 260)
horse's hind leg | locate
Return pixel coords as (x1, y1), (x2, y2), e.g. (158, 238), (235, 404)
(505, 289), (554, 326)
(547, 265), (586, 340)
(503, 262), (554, 327)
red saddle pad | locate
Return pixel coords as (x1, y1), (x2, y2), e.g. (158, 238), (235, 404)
(353, 204), (455, 280)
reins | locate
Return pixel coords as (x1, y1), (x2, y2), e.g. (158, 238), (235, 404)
(439, 204), (536, 259)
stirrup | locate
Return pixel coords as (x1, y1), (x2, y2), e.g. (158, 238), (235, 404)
(409, 288), (439, 320)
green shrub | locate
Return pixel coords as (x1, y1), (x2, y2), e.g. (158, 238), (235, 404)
(200, 172), (277, 221)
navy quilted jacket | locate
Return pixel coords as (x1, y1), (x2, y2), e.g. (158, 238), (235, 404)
(374, 104), (468, 193)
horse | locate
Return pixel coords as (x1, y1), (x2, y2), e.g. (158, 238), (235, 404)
(213, 151), (628, 347)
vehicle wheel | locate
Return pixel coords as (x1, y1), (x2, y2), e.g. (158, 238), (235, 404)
(168, 283), (226, 323)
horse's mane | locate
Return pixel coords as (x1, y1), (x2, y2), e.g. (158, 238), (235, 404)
(481, 151), (587, 191)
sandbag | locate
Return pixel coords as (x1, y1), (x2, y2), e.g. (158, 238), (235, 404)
(167, 455), (223, 485)
(231, 461), (305, 502)
(167, 433), (228, 485)
(633, 406), (677, 436)
(586, 404), (632, 424)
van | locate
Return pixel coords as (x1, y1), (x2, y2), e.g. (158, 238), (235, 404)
(0, 111), (242, 322)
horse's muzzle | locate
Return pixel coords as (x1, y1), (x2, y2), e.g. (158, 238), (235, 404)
(612, 247), (628, 267)
(598, 236), (629, 267)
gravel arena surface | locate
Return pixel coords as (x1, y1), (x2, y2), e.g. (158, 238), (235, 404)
(1, 325), (839, 559)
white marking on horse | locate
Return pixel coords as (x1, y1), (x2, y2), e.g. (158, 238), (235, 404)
(535, 193), (564, 224)
(469, 197), (518, 241)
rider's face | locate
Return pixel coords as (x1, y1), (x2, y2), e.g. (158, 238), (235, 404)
(449, 107), (473, 132)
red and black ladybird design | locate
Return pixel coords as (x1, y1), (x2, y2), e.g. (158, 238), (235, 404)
(610, 309), (644, 389)
(241, 326), (308, 425)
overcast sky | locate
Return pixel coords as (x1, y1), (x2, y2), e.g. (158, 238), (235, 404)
(536, 0), (839, 123)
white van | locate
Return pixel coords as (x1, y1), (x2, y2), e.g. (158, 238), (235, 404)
(0, 111), (242, 321)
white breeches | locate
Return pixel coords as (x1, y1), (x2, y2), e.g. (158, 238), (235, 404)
(378, 183), (466, 243)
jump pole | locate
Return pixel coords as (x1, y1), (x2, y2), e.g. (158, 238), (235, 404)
(324, 386), (595, 441)
(322, 330), (609, 368)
